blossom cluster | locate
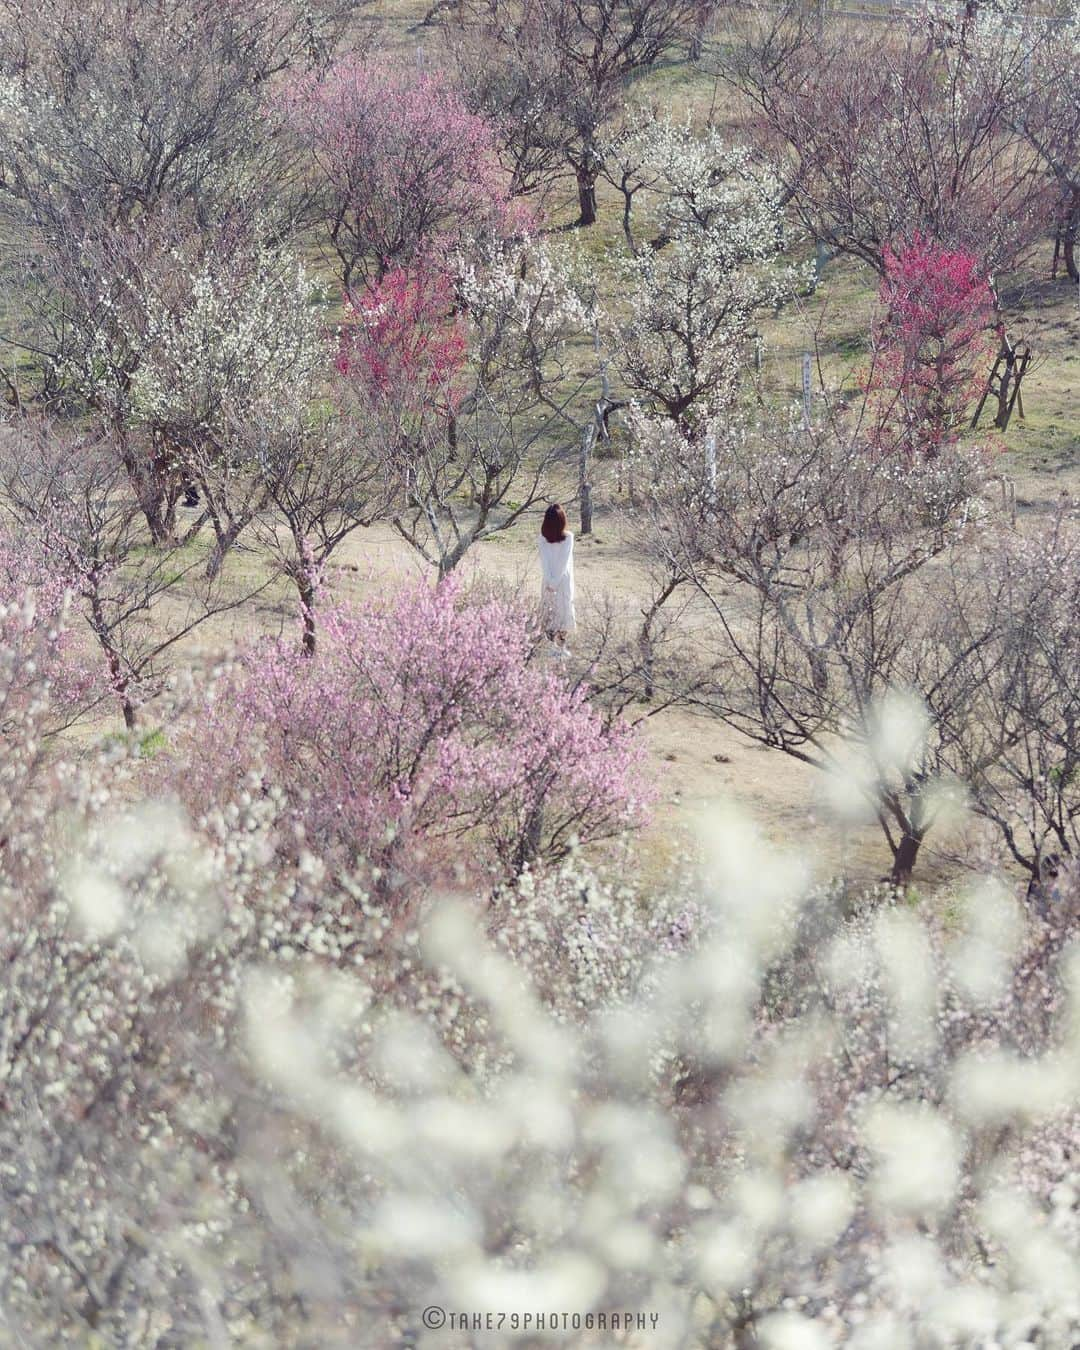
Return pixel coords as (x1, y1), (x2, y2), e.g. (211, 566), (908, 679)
(127, 236), (329, 444)
(169, 577), (650, 886)
(603, 113), (802, 432)
(277, 56), (519, 285)
(867, 234), (998, 455)
(336, 263), (467, 416)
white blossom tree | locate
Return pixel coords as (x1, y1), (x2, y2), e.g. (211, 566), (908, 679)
(24, 215), (328, 555)
(601, 117), (797, 434)
(635, 406), (991, 882)
(0, 0), (345, 241)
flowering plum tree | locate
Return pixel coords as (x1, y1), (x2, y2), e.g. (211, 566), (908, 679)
(444, 0), (702, 225)
(603, 113), (774, 254)
(244, 396), (394, 656)
(1035, 40), (1080, 282)
(971, 6), (1080, 281)
(340, 236), (595, 577)
(867, 236), (997, 456)
(0, 608), (668, 1339)
(612, 232), (779, 435)
(441, 15), (570, 202)
(0, 420), (259, 730)
(603, 124), (793, 435)
(176, 579), (649, 885)
(0, 0), (347, 543)
(335, 263), (467, 418)
(0, 0), (341, 243)
(278, 57), (515, 287)
(722, 4), (1050, 280)
(936, 513), (1080, 880)
(29, 215), (326, 555)
(723, 7), (1048, 423)
(637, 408), (989, 882)
(10, 758), (1080, 1341)
(125, 229), (329, 572)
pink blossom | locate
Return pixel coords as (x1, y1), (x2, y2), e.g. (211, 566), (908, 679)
(0, 539), (98, 727)
(335, 263), (467, 416)
(276, 58), (520, 286)
(176, 579), (650, 888)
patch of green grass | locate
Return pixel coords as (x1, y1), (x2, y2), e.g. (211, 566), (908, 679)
(138, 726), (168, 758)
(834, 333), (868, 359)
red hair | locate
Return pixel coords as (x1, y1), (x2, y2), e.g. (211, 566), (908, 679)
(541, 503), (568, 543)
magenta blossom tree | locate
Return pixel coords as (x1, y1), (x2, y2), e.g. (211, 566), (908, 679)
(866, 235), (997, 457)
(176, 579), (649, 888)
(278, 57), (519, 287)
(335, 262), (468, 418)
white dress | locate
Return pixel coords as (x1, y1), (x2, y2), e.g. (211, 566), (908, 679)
(539, 534), (576, 634)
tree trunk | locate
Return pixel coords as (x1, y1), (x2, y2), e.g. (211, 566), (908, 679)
(620, 188), (635, 252)
(437, 535), (472, 579)
(124, 432), (182, 546)
(516, 802), (545, 873)
(143, 507), (175, 546)
(94, 610), (136, 730)
(994, 340), (1016, 431)
(638, 577), (680, 701)
(125, 466), (178, 546)
(639, 622), (655, 701)
(1062, 180), (1080, 281)
(119, 688), (137, 732)
(580, 481), (593, 536)
(447, 412), (458, 462)
(812, 240), (831, 291)
(579, 423), (594, 535)
(298, 575), (317, 657)
(576, 166), (598, 227)
(205, 521), (243, 581)
(890, 830), (924, 885)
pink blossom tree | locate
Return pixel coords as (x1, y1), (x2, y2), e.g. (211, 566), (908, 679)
(867, 235), (997, 457)
(278, 58), (516, 287)
(0, 420), (258, 731)
(0, 538), (97, 734)
(175, 579), (649, 888)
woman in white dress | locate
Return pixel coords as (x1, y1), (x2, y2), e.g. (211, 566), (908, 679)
(538, 503), (576, 651)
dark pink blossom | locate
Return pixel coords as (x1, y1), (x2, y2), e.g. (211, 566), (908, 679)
(335, 264), (467, 416)
(867, 235), (997, 457)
